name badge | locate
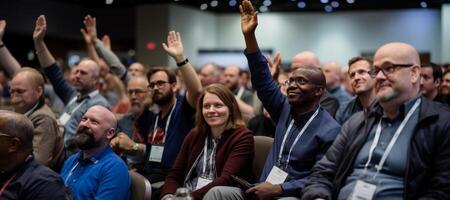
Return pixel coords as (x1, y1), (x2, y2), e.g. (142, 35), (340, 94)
(58, 113), (71, 126)
(350, 180), (377, 200)
(149, 145), (164, 163)
(266, 166), (288, 185)
(195, 177), (213, 190)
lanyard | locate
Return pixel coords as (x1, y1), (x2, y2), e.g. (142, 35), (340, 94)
(236, 87), (245, 99)
(152, 103), (176, 143)
(278, 108), (320, 167)
(363, 98), (421, 178)
(24, 102), (39, 117)
(64, 162), (80, 185)
(0, 172), (18, 197)
(64, 96), (88, 116)
(202, 137), (217, 176)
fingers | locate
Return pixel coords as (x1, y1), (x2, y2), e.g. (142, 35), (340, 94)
(0, 20), (6, 31)
(246, 185), (258, 193)
(80, 28), (87, 36)
(162, 42), (169, 51)
(36, 15), (47, 28)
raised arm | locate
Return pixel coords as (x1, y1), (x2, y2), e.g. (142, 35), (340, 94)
(33, 15), (56, 68)
(268, 52), (282, 81)
(80, 15), (101, 64)
(0, 20), (21, 76)
(162, 31), (202, 108)
(83, 15), (130, 82)
(240, 0), (259, 53)
(33, 15), (75, 104)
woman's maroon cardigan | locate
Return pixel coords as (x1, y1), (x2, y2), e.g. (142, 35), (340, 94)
(161, 127), (255, 200)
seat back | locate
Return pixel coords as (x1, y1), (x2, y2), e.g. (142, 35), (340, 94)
(129, 171), (152, 200)
(252, 136), (274, 180)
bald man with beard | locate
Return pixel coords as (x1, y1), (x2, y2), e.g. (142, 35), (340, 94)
(302, 42), (450, 200)
(60, 105), (130, 200)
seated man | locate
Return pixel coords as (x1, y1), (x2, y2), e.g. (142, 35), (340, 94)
(203, 1), (341, 199)
(0, 111), (67, 199)
(0, 21), (64, 171)
(420, 62), (445, 103)
(301, 42), (450, 200)
(60, 106), (130, 200)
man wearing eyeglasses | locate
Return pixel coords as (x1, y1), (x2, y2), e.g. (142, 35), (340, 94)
(110, 31), (202, 196)
(203, 1), (340, 199)
(335, 57), (377, 124)
(110, 76), (152, 166)
(0, 111), (67, 199)
(302, 42), (450, 200)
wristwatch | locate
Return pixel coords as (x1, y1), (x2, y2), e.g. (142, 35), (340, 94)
(132, 143), (139, 151)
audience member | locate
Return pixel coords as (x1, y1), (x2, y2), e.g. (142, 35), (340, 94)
(323, 62), (352, 106)
(0, 21), (65, 170)
(199, 63), (221, 87)
(223, 65), (254, 105)
(111, 76), (152, 166)
(302, 42), (450, 200)
(110, 31), (202, 188)
(204, 2), (341, 199)
(291, 53), (339, 117)
(129, 62), (146, 77)
(336, 57), (376, 124)
(60, 105), (130, 200)
(10, 68), (64, 170)
(33, 15), (110, 152)
(0, 111), (67, 199)
(162, 84), (254, 200)
(440, 70), (450, 105)
(420, 62), (445, 103)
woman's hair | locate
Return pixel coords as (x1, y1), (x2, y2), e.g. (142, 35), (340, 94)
(195, 83), (245, 135)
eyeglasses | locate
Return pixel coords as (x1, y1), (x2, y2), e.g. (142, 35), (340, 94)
(127, 89), (148, 95)
(148, 80), (169, 89)
(284, 77), (319, 87)
(371, 64), (414, 78)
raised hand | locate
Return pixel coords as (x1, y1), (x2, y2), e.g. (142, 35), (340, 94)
(33, 15), (47, 41)
(0, 20), (6, 42)
(268, 52), (282, 76)
(240, 0), (258, 36)
(162, 31), (185, 62)
(80, 15), (97, 44)
(102, 35), (111, 50)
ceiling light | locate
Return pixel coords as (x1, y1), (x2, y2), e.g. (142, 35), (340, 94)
(331, 1), (339, 8)
(263, 0), (272, 7)
(105, 0), (113, 5)
(347, 0), (355, 4)
(210, 0), (218, 7)
(297, 1), (306, 8)
(321, 0), (329, 4)
(229, 0), (237, 7)
(259, 5), (269, 12)
(325, 5), (333, 12)
(420, 1), (428, 8)
(200, 3), (208, 10)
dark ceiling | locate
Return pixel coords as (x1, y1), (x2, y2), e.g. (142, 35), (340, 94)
(61, 0), (450, 13)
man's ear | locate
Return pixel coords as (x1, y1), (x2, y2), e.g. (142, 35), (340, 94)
(106, 128), (115, 140)
(434, 78), (441, 88)
(315, 86), (324, 97)
(411, 65), (421, 83)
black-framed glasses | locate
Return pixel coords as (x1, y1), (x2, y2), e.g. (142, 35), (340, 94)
(371, 64), (414, 78)
(148, 80), (169, 89)
(127, 89), (148, 95)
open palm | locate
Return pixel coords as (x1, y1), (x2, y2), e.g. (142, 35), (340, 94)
(240, 0), (258, 35)
(33, 15), (47, 41)
(162, 31), (184, 61)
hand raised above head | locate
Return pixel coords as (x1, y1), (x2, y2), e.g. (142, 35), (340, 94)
(33, 15), (47, 41)
(162, 31), (185, 62)
(239, 0), (258, 36)
(82, 15), (97, 42)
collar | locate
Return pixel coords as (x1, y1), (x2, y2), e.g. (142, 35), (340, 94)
(77, 90), (99, 103)
(380, 95), (420, 121)
(76, 146), (112, 165)
(23, 102), (40, 117)
(291, 105), (319, 125)
(0, 155), (33, 178)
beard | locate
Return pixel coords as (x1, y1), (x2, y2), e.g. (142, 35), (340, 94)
(74, 127), (102, 150)
(153, 89), (173, 105)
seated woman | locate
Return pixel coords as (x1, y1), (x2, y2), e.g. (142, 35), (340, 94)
(161, 83), (255, 200)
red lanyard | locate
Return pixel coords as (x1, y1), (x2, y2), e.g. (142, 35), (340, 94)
(0, 172), (18, 197)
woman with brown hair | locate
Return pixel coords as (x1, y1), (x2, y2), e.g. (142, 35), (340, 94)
(161, 83), (254, 200)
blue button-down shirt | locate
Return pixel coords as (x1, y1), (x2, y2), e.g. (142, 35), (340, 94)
(61, 147), (130, 200)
